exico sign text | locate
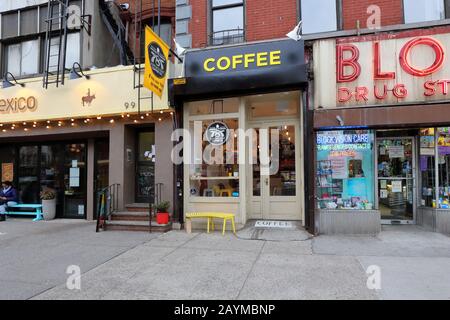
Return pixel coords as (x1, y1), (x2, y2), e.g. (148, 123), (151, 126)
(314, 29), (450, 108)
(0, 96), (37, 114)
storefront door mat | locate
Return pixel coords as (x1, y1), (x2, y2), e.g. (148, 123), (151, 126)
(254, 221), (294, 229)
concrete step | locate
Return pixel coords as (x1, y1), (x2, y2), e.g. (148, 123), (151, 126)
(125, 203), (151, 212)
(111, 211), (150, 221)
(105, 220), (171, 232)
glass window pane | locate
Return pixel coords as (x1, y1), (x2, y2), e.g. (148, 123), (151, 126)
(247, 91), (300, 118)
(420, 128), (436, 207)
(438, 128), (450, 208)
(301, 0), (337, 34)
(66, 32), (80, 69)
(213, 6), (244, 32)
(1, 12), (19, 38)
(7, 44), (21, 76)
(189, 118), (239, 197)
(21, 40), (39, 76)
(20, 8), (38, 36)
(18, 146), (40, 204)
(404, 0), (445, 23)
(270, 125), (296, 196)
(49, 36), (60, 72)
(188, 98), (239, 116)
(212, 0), (243, 7)
(316, 130), (375, 210)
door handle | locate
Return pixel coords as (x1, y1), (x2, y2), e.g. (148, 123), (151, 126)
(265, 178), (269, 186)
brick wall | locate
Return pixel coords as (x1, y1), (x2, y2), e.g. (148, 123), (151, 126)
(190, 0), (208, 48)
(245, 0), (298, 42)
(187, 0), (407, 48)
(342, 0), (403, 30)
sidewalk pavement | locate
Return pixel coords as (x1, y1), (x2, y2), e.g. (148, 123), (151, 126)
(2, 218), (450, 300)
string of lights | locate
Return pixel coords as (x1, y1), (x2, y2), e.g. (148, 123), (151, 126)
(0, 110), (174, 133)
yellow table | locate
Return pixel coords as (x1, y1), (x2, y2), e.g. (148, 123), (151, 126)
(185, 212), (236, 235)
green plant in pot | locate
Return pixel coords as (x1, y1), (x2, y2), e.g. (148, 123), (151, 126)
(155, 201), (170, 225)
(40, 190), (57, 220)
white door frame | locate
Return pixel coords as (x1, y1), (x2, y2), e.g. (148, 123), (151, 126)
(247, 119), (301, 220)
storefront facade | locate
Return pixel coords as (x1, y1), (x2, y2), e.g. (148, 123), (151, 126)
(170, 39), (308, 228)
(312, 26), (450, 235)
(0, 65), (174, 220)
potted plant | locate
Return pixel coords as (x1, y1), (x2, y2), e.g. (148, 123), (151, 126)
(40, 190), (57, 220)
(155, 201), (170, 225)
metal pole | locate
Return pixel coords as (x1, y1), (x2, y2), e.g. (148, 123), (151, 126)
(157, 0), (161, 36)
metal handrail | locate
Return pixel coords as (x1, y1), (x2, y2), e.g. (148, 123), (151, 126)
(149, 183), (163, 232)
(209, 28), (245, 46)
(96, 183), (120, 232)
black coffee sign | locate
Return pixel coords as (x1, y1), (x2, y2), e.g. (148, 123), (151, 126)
(148, 42), (167, 79)
(205, 121), (230, 146)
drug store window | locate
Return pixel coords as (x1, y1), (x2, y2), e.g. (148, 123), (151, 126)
(418, 127), (450, 209)
(438, 128), (450, 209)
(419, 127), (450, 209)
(316, 130), (375, 210)
(187, 98), (240, 198)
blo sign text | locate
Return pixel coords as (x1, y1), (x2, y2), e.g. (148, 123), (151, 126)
(313, 29), (450, 109)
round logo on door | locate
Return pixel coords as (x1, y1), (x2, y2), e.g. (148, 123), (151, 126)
(205, 121), (230, 146)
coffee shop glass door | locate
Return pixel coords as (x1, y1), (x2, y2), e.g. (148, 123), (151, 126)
(250, 122), (300, 220)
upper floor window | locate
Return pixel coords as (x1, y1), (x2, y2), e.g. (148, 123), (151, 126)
(211, 0), (244, 46)
(403, 0), (446, 23)
(301, 0), (339, 34)
(6, 40), (40, 76)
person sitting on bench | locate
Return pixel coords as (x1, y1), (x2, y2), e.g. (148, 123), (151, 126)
(0, 181), (18, 217)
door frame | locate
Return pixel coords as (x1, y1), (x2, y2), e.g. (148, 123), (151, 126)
(375, 136), (417, 225)
(247, 119), (301, 220)
(134, 125), (156, 203)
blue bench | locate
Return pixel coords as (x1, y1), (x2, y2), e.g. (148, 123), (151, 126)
(5, 204), (43, 221)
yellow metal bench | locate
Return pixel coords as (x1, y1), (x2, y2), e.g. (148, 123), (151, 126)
(185, 212), (236, 235)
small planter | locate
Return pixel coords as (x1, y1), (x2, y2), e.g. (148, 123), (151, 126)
(42, 199), (56, 220)
(156, 212), (170, 225)
(155, 201), (171, 225)
(41, 190), (57, 220)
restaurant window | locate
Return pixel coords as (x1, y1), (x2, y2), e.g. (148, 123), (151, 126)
(211, 0), (244, 46)
(300, 0), (339, 34)
(403, 0), (445, 24)
(188, 98), (240, 198)
(420, 128), (436, 207)
(6, 40), (40, 76)
(438, 128), (450, 209)
(316, 130), (375, 210)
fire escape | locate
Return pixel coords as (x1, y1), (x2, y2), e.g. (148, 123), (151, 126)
(42, 0), (92, 88)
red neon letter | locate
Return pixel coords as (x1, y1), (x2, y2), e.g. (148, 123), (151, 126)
(393, 84), (408, 98)
(399, 37), (445, 77)
(374, 85), (388, 100)
(424, 81), (436, 96)
(355, 86), (369, 101)
(336, 44), (361, 83)
(437, 79), (450, 95)
(338, 87), (353, 103)
(373, 42), (395, 80)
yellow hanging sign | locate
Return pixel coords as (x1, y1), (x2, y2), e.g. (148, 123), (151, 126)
(144, 26), (170, 98)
